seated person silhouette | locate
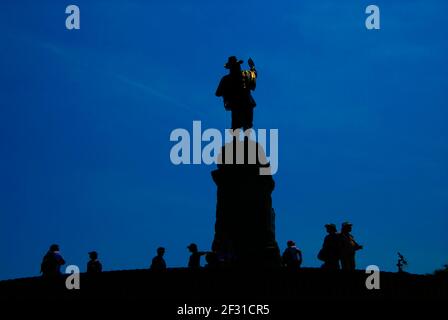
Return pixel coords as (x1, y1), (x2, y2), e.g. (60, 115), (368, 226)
(150, 247), (167, 271)
(40, 244), (66, 278)
(87, 251), (103, 273)
(282, 240), (303, 270)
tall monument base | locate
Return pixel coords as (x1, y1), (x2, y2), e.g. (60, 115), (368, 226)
(211, 138), (281, 267)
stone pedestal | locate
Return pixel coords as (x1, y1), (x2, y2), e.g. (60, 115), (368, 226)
(211, 138), (281, 267)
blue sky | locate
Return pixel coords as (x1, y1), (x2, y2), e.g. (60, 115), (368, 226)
(0, 0), (447, 280)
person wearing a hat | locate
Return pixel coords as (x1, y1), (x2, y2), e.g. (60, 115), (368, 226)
(187, 243), (207, 269)
(340, 222), (363, 271)
(87, 251), (102, 273)
(40, 244), (66, 278)
(215, 56), (257, 130)
(282, 240), (303, 270)
(318, 224), (341, 270)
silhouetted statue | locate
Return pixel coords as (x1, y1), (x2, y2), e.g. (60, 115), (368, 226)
(187, 243), (207, 269)
(87, 251), (102, 273)
(216, 56), (257, 130)
(397, 252), (408, 273)
(211, 138), (281, 267)
(150, 247), (167, 271)
(40, 244), (65, 278)
(339, 222), (363, 271)
(318, 224), (341, 270)
(282, 240), (303, 270)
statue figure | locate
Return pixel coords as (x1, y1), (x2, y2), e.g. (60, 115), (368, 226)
(216, 56), (257, 131)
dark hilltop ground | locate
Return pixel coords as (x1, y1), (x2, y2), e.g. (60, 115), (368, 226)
(0, 267), (447, 301)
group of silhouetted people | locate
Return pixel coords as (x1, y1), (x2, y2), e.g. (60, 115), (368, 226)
(148, 221), (363, 272)
(40, 242), (215, 277)
(41, 56), (363, 276)
(318, 221), (363, 271)
(150, 243), (211, 271)
(280, 221), (363, 271)
(40, 244), (102, 278)
(41, 222), (363, 277)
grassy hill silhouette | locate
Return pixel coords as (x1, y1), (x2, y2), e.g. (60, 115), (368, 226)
(1, 267), (446, 301)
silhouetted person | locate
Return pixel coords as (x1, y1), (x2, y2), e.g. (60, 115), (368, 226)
(187, 243), (207, 269)
(282, 240), (303, 269)
(40, 244), (65, 278)
(340, 222), (363, 271)
(87, 251), (102, 273)
(150, 247), (167, 271)
(318, 224), (341, 270)
(216, 56), (257, 130)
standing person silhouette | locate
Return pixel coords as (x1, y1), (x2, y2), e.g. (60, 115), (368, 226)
(187, 243), (207, 269)
(215, 56), (257, 131)
(340, 222), (363, 271)
(318, 224), (341, 270)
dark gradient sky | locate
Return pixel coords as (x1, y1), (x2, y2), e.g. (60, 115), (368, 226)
(0, 0), (447, 280)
